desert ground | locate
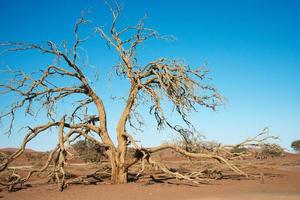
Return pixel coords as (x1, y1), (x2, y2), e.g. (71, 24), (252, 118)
(1, 149), (300, 200)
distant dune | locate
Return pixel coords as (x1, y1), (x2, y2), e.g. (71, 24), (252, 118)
(0, 147), (39, 153)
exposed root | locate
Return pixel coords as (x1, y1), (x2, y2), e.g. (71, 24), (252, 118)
(65, 167), (111, 186)
(124, 133), (248, 185)
(147, 157), (209, 184)
(144, 144), (248, 178)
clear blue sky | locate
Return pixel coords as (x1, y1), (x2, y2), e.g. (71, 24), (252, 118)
(0, 0), (299, 151)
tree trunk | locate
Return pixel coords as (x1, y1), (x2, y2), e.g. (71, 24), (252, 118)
(109, 149), (128, 184)
(111, 164), (128, 184)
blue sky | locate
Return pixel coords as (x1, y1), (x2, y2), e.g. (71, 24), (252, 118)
(0, 0), (299, 151)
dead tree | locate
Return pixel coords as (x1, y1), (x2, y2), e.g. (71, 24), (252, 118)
(0, 3), (270, 191)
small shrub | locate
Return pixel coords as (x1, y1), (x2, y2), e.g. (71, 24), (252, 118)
(259, 143), (285, 158)
(72, 140), (107, 163)
(291, 140), (300, 152)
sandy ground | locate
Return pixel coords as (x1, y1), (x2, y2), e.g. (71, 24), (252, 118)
(1, 150), (300, 200)
(1, 164), (300, 200)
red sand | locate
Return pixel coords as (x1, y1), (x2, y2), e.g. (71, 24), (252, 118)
(1, 165), (300, 200)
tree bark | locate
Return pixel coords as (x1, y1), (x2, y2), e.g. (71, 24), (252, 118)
(110, 85), (138, 184)
(111, 163), (128, 184)
(109, 150), (128, 184)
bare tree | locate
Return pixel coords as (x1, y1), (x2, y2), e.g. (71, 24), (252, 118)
(0, 3), (269, 191)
